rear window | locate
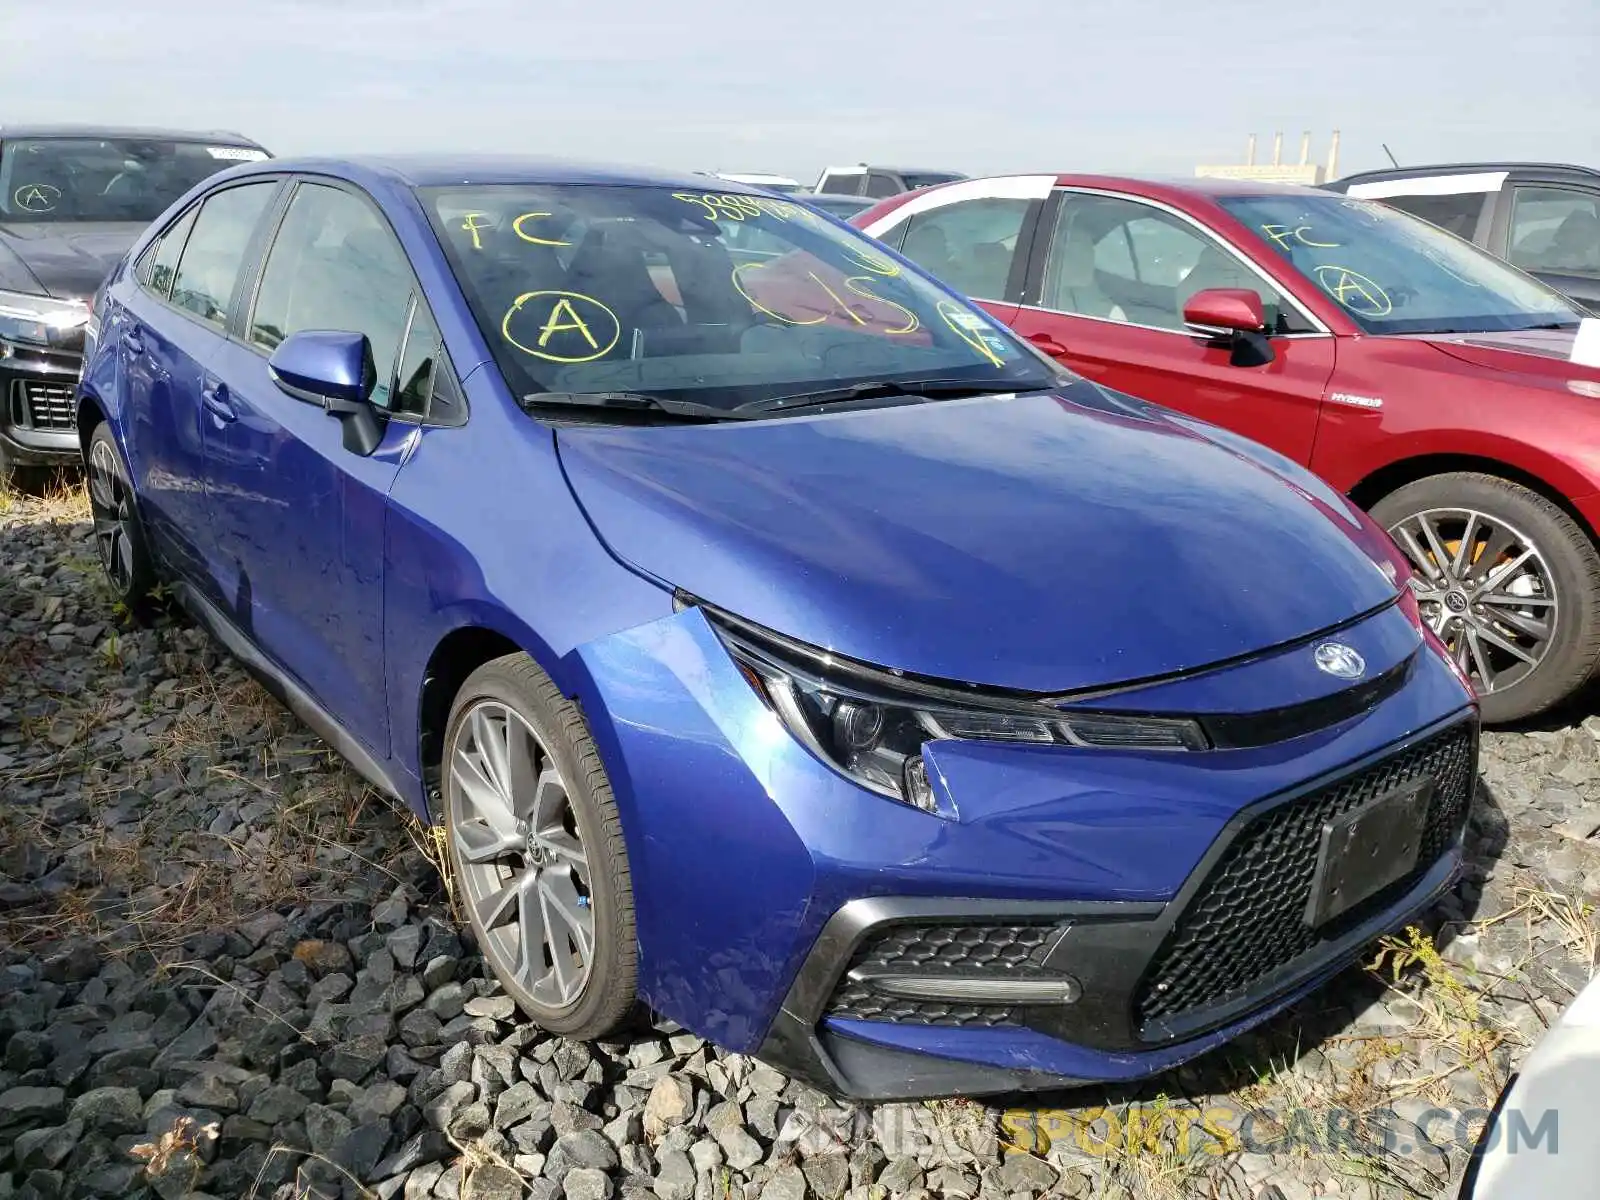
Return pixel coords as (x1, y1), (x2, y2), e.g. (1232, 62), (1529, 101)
(0, 137), (268, 223)
(1375, 192), (1489, 239)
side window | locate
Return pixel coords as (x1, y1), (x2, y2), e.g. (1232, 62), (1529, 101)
(1378, 191), (1488, 239)
(137, 205), (198, 300)
(818, 172), (861, 196)
(169, 183), (276, 329)
(249, 183), (414, 410)
(894, 197), (1031, 301)
(1508, 187), (1600, 277)
(864, 172), (902, 199)
(1042, 194), (1289, 332)
(393, 302), (451, 419)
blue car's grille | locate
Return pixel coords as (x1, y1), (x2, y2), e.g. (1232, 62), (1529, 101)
(1134, 721), (1476, 1033)
(824, 923), (1059, 1027)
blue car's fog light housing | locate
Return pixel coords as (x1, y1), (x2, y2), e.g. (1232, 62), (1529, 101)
(689, 598), (1208, 811)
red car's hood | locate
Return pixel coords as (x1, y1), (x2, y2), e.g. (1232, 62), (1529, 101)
(1413, 327), (1600, 393)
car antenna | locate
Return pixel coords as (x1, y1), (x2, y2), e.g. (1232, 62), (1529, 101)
(1381, 143), (1401, 169)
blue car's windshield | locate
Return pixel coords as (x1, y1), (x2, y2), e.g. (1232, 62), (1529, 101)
(419, 184), (1056, 412)
(1218, 193), (1584, 335)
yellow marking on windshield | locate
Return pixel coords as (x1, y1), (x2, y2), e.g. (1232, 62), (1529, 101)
(807, 272), (867, 325)
(502, 291), (620, 362)
(845, 276), (919, 334)
(1312, 265), (1392, 317)
(840, 243), (901, 277)
(512, 212), (571, 246)
(1260, 223), (1340, 251)
(937, 300), (1004, 367)
(730, 262), (828, 326)
(459, 213), (491, 250)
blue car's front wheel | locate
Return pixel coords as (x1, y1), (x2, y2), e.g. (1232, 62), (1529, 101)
(442, 653), (638, 1038)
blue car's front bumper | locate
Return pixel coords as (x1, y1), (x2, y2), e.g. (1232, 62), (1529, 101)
(575, 600), (1476, 1101)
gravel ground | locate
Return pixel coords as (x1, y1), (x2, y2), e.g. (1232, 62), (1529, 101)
(3, 488), (1598, 1200)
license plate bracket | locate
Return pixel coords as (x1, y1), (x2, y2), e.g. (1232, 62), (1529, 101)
(1304, 778), (1433, 928)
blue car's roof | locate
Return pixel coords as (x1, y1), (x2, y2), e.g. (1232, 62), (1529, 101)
(249, 154), (758, 193)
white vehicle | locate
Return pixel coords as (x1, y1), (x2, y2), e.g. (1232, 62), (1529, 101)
(710, 172), (803, 194)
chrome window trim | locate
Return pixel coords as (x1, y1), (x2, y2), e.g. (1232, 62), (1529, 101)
(1038, 186), (1333, 336)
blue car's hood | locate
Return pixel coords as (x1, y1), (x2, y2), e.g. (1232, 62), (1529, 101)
(556, 384), (1397, 692)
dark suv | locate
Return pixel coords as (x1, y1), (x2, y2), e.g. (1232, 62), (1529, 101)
(1327, 163), (1600, 312)
(0, 124), (269, 481)
(813, 164), (967, 199)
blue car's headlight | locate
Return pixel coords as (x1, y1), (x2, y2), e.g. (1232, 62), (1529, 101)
(695, 601), (1206, 813)
(0, 288), (89, 349)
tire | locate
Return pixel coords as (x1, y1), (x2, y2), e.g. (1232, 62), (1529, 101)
(441, 653), (637, 1038)
(1371, 472), (1600, 724)
(85, 423), (162, 623)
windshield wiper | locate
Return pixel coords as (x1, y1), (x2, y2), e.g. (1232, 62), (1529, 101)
(737, 377), (1034, 415)
(519, 391), (751, 423)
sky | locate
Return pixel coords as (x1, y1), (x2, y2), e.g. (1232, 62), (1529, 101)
(6, 0), (1597, 184)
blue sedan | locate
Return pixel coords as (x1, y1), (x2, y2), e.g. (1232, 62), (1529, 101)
(75, 155), (1478, 1100)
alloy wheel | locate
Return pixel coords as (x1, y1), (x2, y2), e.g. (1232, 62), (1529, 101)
(448, 700), (595, 1009)
(1388, 507), (1557, 695)
(87, 439), (137, 594)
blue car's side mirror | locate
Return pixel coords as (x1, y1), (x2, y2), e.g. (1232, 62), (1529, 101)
(267, 330), (387, 456)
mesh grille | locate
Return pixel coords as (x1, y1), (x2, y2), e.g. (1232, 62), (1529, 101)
(825, 923), (1059, 1027)
(1135, 721), (1475, 1031)
(14, 379), (76, 430)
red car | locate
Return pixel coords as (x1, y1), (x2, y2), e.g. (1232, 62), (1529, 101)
(855, 174), (1600, 723)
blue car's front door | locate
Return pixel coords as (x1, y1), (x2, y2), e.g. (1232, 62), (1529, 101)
(117, 181), (279, 589)
(203, 179), (421, 754)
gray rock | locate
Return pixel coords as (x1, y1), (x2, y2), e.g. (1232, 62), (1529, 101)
(334, 1120), (390, 1182)
(327, 1033), (387, 1083)
(464, 994), (516, 1020)
(69, 1085), (143, 1134)
(802, 1154), (848, 1199)
(304, 1102), (354, 1155)
(247, 1083), (309, 1124)
(350, 1078), (407, 1124)
(997, 1154), (1057, 1194)
(564, 1167), (614, 1200)
(654, 1149), (697, 1200)
(877, 1159), (923, 1193)
(0, 1085), (65, 1123)
(494, 1081), (546, 1131)
(714, 1123), (764, 1171)
(13, 1120), (82, 1170)
(449, 1100), (492, 1140)
(549, 1128), (621, 1177)
(426, 982), (468, 1020)
(760, 1165), (807, 1200)
(644, 1075), (694, 1138)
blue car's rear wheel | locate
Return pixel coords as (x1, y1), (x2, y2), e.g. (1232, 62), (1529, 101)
(442, 654), (637, 1037)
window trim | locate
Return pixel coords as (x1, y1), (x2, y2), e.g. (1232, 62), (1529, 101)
(239, 173), (467, 428)
(138, 176), (288, 331)
(135, 201), (201, 301)
(1504, 183), (1600, 280)
(1022, 186), (1332, 338)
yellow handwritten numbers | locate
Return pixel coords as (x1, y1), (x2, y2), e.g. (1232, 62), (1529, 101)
(671, 192), (819, 226)
(1312, 265), (1393, 317)
(502, 291), (621, 363)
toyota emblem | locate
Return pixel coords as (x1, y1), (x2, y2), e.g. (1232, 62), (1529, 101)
(1313, 642), (1366, 680)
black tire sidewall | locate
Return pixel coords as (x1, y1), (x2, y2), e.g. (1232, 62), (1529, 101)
(1370, 473), (1600, 723)
(441, 654), (636, 1038)
(88, 423), (159, 619)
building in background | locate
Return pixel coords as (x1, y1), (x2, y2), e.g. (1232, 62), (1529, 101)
(1196, 131), (1340, 185)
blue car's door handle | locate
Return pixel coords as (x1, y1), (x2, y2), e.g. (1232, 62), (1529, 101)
(200, 377), (237, 423)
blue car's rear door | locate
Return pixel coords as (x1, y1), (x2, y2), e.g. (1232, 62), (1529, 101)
(203, 178), (420, 755)
(116, 180), (280, 589)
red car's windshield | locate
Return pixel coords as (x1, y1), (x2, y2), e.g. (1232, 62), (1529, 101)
(1220, 193), (1583, 336)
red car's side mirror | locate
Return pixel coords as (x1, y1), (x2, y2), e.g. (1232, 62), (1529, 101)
(1182, 287), (1275, 368)
(1182, 287), (1267, 335)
